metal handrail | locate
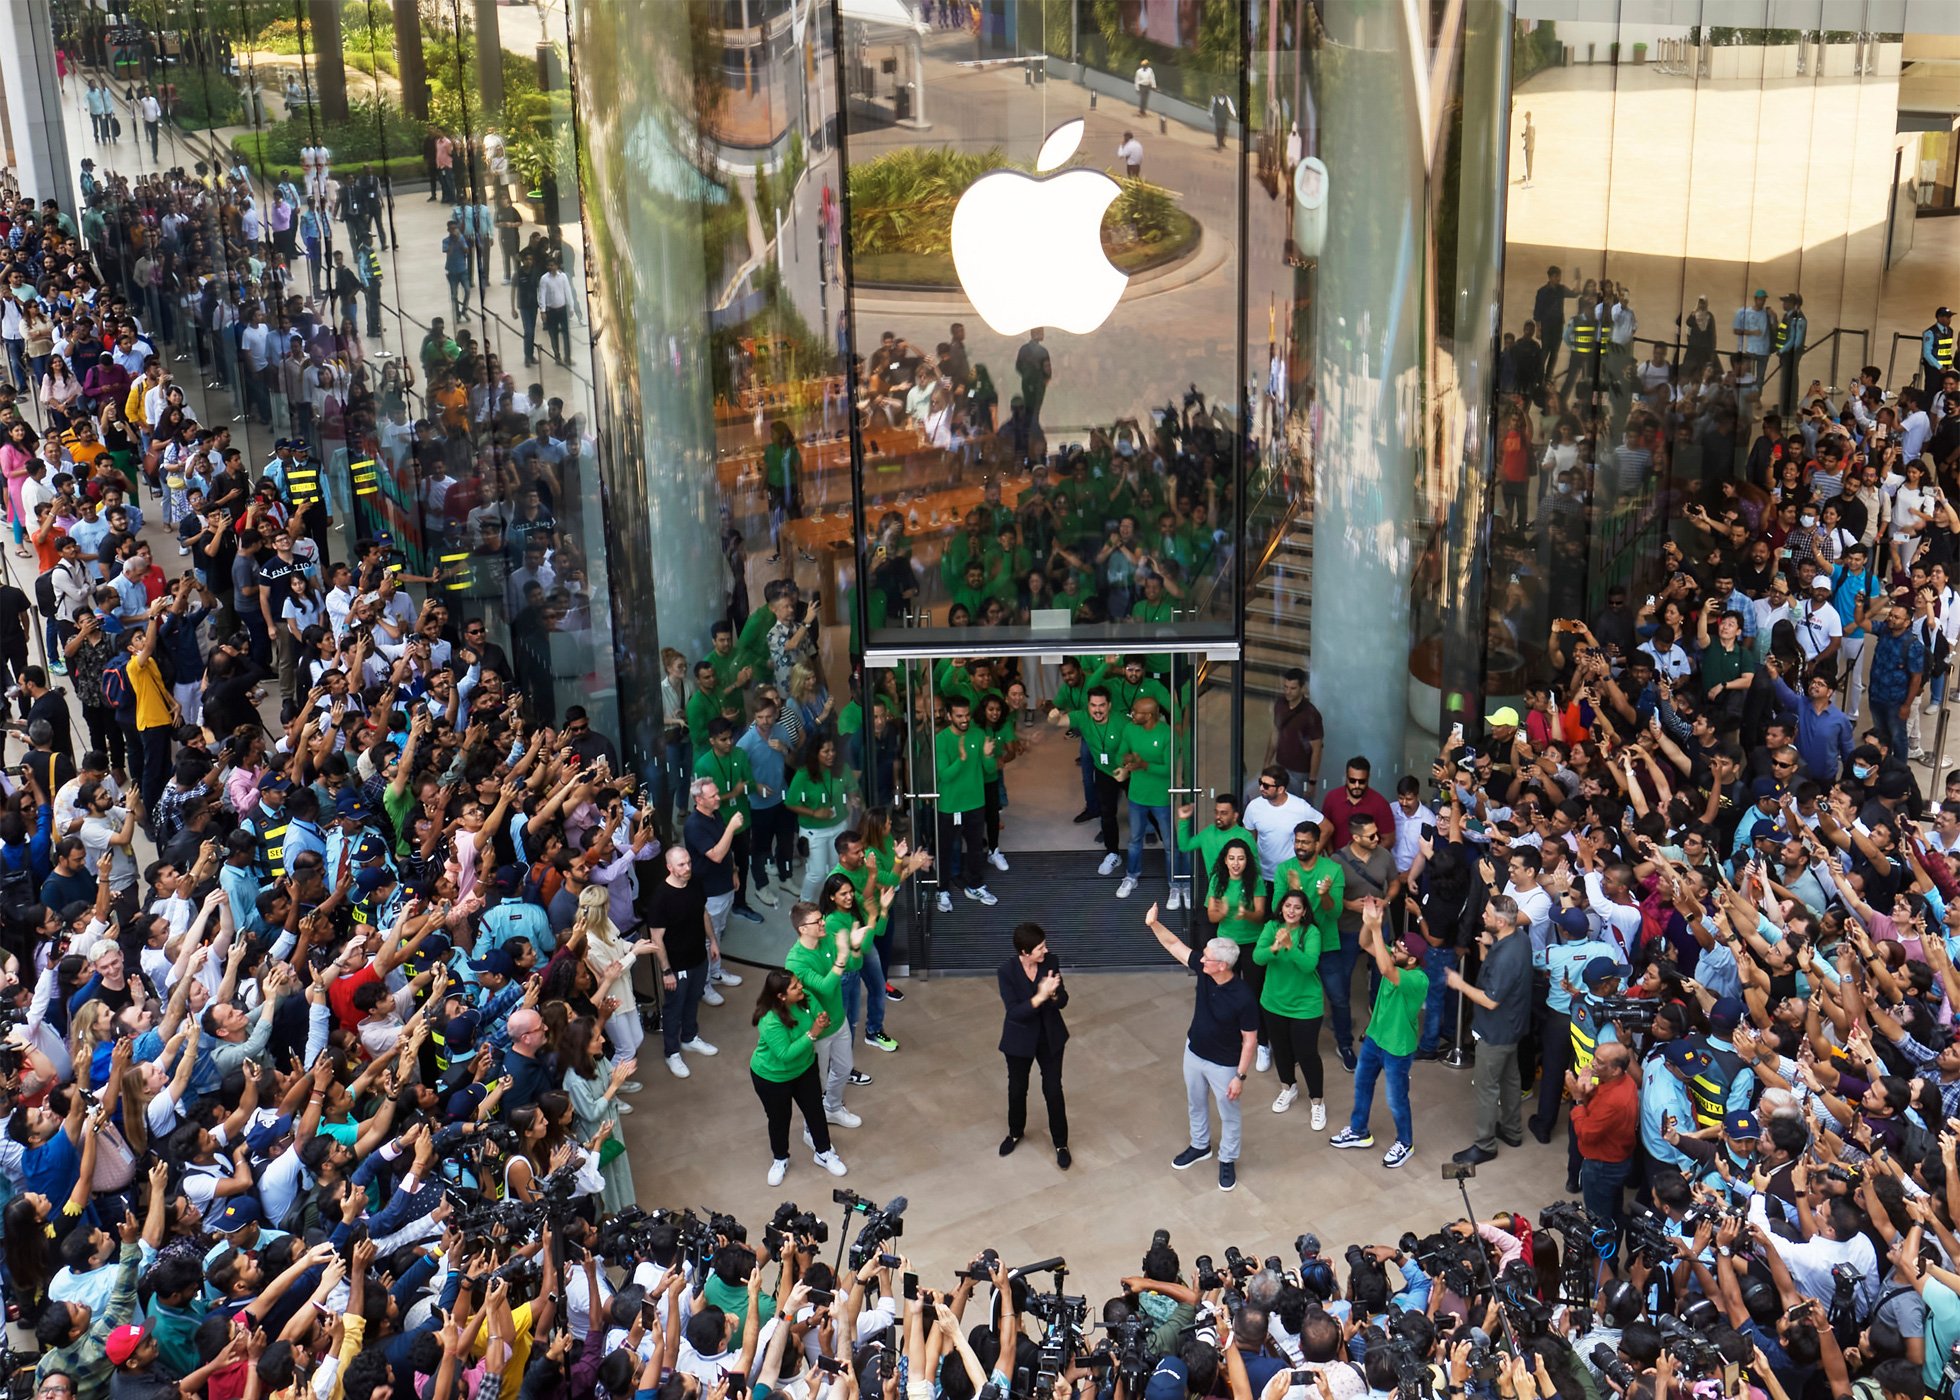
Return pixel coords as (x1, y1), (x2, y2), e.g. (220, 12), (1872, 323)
(1887, 331), (1924, 393)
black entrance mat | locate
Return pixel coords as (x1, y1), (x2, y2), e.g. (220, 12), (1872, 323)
(920, 850), (1194, 975)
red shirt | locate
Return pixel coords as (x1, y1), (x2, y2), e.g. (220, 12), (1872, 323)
(1570, 1070), (1640, 1163)
(327, 961), (380, 1031)
(1320, 784), (1397, 852)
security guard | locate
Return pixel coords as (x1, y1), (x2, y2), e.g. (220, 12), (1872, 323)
(286, 438), (329, 567)
(1562, 302), (1606, 401)
(1687, 995), (1756, 1129)
(1924, 306), (1954, 392)
(1775, 292), (1807, 415)
(359, 236), (385, 338)
(350, 862), (400, 930)
(243, 774), (293, 881)
(473, 864), (555, 958)
(1533, 912), (1619, 1142)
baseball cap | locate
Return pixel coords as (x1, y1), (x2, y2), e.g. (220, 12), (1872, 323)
(1758, 827), (1793, 844)
(1810, 576), (1833, 592)
(214, 1197), (262, 1232)
(1663, 1042), (1712, 1074)
(1753, 288), (1767, 297)
(469, 949), (517, 979)
(1487, 706), (1521, 729)
(335, 790), (374, 822)
(1582, 957), (1628, 987)
(1708, 996), (1746, 1031)
(354, 835), (387, 864)
(1940, 307), (1954, 318)
(245, 1114), (295, 1154)
(260, 774), (293, 794)
(1723, 1110), (1762, 1138)
(1143, 1359), (1188, 1400)
(355, 866), (396, 896)
(444, 1009), (482, 1050)
(493, 863), (525, 892)
(106, 1324), (149, 1366)
(1750, 776), (1781, 800)
(1554, 908), (1591, 938)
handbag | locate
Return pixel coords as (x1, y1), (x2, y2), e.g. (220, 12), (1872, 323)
(91, 1121), (137, 1193)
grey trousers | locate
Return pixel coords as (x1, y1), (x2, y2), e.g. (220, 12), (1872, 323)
(1472, 1038), (1523, 1151)
(1183, 1046), (1243, 1162)
(812, 1026), (855, 1114)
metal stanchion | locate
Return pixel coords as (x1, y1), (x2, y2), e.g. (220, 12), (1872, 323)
(1441, 972), (1472, 1070)
(1930, 673), (1954, 799)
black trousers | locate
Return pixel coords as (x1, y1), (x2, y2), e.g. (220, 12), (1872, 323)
(1266, 1010), (1324, 1097)
(937, 806), (987, 890)
(731, 828), (756, 910)
(1529, 1008), (1574, 1133)
(1005, 1045), (1068, 1147)
(752, 1065), (831, 1161)
(749, 803), (796, 884)
(1240, 955), (1270, 1047)
(1093, 768), (1123, 855)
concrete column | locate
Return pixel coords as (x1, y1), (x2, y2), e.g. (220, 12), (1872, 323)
(305, 0), (348, 123)
(0, 0), (77, 212)
(475, 0), (504, 115)
(1305, 6), (1420, 774)
(394, 0), (428, 119)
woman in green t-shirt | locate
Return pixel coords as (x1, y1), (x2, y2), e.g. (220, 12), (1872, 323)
(787, 735), (849, 901)
(749, 969), (848, 1185)
(1205, 838), (1268, 1024)
(1252, 888), (1326, 1127)
(976, 692), (1022, 875)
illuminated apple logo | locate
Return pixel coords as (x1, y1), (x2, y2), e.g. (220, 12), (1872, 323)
(950, 119), (1127, 336)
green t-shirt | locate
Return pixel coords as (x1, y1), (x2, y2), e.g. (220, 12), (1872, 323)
(1064, 707), (1126, 777)
(383, 784), (416, 859)
(829, 858), (877, 948)
(704, 1271), (779, 1348)
(1252, 919), (1324, 1017)
(1178, 819), (1256, 885)
(707, 648), (753, 700)
(786, 768), (845, 830)
(823, 908), (865, 972)
(1130, 596), (1176, 674)
(1208, 876), (1267, 945)
(736, 603), (775, 671)
(935, 724), (986, 814)
(751, 998), (819, 1082)
(695, 745), (754, 820)
(1119, 720), (1173, 806)
(687, 686), (742, 749)
(836, 700), (864, 737)
(1272, 854), (1345, 945)
(979, 718), (1016, 781)
(1365, 967), (1430, 1058)
(1088, 663), (1173, 721)
(784, 936), (845, 1040)
(862, 837), (897, 937)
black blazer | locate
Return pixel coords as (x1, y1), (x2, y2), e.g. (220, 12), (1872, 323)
(997, 952), (1069, 1058)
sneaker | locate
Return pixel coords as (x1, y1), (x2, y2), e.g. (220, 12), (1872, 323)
(1310, 1101), (1327, 1131)
(866, 1032), (899, 1053)
(1328, 1127), (1373, 1149)
(700, 986), (725, 1007)
(1255, 1044), (1272, 1073)
(616, 1102), (634, 1114)
(753, 887), (780, 908)
(1337, 1045), (1358, 1072)
(814, 1149), (849, 1177)
(964, 886), (998, 906)
(1171, 1144), (1214, 1170)
(665, 1053), (691, 1079)
(732, 906), (764, 923)
(681, 1037), (718, 1056)
(1073, 807), (1099, 823)
(48, 658), (65, 675)
(1166, 885), (1183, 911)
(714, 969), (743, 986)
(936, 891), (953, 913)
(767, 1158), (789, 1186)
(884, 983), (906, 1002)
(826, 1107), (863, 1128)
(1272, 1084), (1299, 1113)
(621, 1081), (643, 1093)
(1382, 1141), (1414, 1169)
(1098, 853), (1122, 876)
(1218, 1160), (1237, 1191)
(1116, 876), (1138, 899)
(802, 1126), (815, 1148)
(989, 849), (1010, 872)
(848, 1068), (873, 1086)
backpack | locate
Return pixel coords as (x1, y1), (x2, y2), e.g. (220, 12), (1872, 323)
(100, 656), (133, 720)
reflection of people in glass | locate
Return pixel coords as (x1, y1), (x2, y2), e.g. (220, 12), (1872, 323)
(1014, 328), (1050, 433)
(762, 420), (800, 564)
(1518, 110), (1534, 186)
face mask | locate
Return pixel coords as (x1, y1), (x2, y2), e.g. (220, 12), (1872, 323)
(1853, 764), (1873, 781)
(1800, 515), (1816, 528)
(1555, 482), (1572, 495)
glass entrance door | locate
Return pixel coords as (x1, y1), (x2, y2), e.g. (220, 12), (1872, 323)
(868, 642), (1241, 976)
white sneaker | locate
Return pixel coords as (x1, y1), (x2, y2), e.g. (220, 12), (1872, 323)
(768, 1158), (789, 1186)
(936, 891), (952, 913)
(1166, 885), (1183, 911)
(616, 1101), (634, 1114)
(753, 887), (780, 907)
(965, 886), (998, 906)
(826, 1107), (863, 1128)
(681, 1037), (718, 1056)
(1310, 1101), (1327, 1131)
(1272, 1084), (1299, 1113)
(1098, 853), (1122, 876)
(665, 1054), (690, 1078)
(989, 849), (1010, 872)
(802, 1126), (815, 1148)
(814, 1149), (848, 1177)
(1256, 1044), (1272, 1073)
(621, 1081), (643, 1093)
(700, 986), (726, 1007)
(1116, 876), (1137, 899)
(715, 969), (744, 986)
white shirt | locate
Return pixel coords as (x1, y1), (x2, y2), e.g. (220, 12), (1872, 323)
(1391, 801), (1436, 873)
(538, 270), (572, 310)
(1505, 881), (1555, 955)
(1244, 792), (1320, 878)
(1794, 600), (1843, 661)
(1116, 137), (1143, 167)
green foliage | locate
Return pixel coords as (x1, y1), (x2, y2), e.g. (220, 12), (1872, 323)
(169, 73), (246, 130)
(1511, 20), (1560, 86)
(710, 263), (829, 400)
(700, 182), (750, 280)
(1079, 0), (1242, 112)
(847, 145), (1012, 257)
(753, 128), (806, 231)
(248, 97), (428, 165)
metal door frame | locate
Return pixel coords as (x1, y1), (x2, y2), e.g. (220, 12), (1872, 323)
(864, 642), (1241, 977)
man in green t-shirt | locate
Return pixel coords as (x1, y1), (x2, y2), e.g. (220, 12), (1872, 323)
(1118, 696), (1185, 907)
(686, 660), (743, 750)
(1176, 795), (1255, 901)
(1049, 657), (1099, 822)
(1047, 684), (1129, 878)
(706, 620), (755, 703)
(1270, 821), (1345, 956)
(934, 697), (995, 912)
(1329, 899), (1426, 1168)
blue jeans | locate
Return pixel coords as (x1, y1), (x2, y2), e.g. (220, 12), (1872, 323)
(1075, 739), (1097, 809)
(1419, 945), (1458, 1053)
(1347, 1037), (1414, 1146)
(840, 937), (889, 1040)
(660, 961), (707, 1056)
(660, 734), (690, 819)
(1126, 803), (1187, 882)
(1872, 696), (1910, 757)
(1581, 1155), (1631, 1236)
(1320, 935), (1361, 1054)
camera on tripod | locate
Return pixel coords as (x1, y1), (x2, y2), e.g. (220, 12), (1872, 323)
(837, 1191), (907, 1269)
(1019, 1260), (1086, 1400)
(765, 1202), (830, 1254)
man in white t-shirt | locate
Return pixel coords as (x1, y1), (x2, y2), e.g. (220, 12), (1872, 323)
(1244, 765), (1320, 878)
(1794, 578), (1843, 672)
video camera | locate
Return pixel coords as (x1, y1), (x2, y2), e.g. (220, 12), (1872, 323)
(1597, 994), (1659, 1034)
(835, 1189), (907, 1270)
(1019, 1260), (1087, 1400)
(1088, 1312), (1152, 1396)
(764, 1202), (830, 1255)
(1398, 1231), (1484, 1297)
